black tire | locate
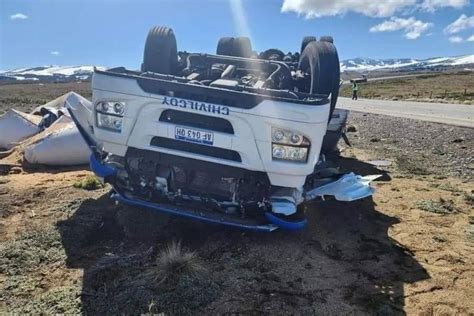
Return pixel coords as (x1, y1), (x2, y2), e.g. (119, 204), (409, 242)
(142, 26), (178, 74)
(216, 37), (235, 56)
(298, 41), (340, 119)
(319, 36), (334, 43)
(300, 36), (316, 54)
(261, 48), (285, 61)
(233, 37), (252, 58)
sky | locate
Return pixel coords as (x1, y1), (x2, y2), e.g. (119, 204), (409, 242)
(1, 0), (473, 70)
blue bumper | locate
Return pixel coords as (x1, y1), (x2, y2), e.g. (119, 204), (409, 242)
(89, 154), (116, 178)
(88, 152), (306, 232)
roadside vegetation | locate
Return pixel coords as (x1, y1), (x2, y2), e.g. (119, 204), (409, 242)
(73, 175), (104, 191)
(0, 82), (91, 114)
(414, 198), (459, 214)
(341, 72), (474, 104)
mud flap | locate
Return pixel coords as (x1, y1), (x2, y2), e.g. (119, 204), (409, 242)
(305, 172), (380, 202)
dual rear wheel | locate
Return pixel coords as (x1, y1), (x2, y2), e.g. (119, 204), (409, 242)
(141, 26), (340, 119)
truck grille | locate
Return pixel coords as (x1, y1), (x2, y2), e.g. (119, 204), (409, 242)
(159, 110), (234, 134)
(150, 137), (241, 162)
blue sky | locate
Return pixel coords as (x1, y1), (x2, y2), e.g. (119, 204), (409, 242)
(1, 0), (473, 70)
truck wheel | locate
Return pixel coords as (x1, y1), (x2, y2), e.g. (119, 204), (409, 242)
(298, 41), (340, 120)
(261, 48), (285, 61)
(142, 26), (178, 74)
(300, 36), (316, 54)
(233, 37), (252, 58)
(319, 36), (334, 43)
(216, 37), (235, 56)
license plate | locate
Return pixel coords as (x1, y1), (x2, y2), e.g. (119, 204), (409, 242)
(175, 126), (214, 145)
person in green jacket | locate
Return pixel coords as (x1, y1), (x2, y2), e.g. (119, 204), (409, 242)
(352, 82), (359, 100)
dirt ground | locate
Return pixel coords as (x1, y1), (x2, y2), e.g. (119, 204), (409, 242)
(341, 72), (474, 105)
(0, 83), (473, 314)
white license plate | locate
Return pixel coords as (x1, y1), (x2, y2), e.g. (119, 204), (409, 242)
(175, 126), (214, 145)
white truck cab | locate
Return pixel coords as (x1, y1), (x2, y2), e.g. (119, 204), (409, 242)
(67, 26), (378, 231)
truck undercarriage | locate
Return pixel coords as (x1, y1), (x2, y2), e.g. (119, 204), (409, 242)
(67, 26), (379, 231)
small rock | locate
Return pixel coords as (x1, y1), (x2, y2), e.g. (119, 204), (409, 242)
(433, 235), (447, 243)
(346, 125), (357, 132)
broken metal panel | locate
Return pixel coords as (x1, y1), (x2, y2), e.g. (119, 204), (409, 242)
(305, 173), (381, 202)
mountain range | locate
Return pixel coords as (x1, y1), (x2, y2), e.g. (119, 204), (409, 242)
(1, 54), (473, 82)
(340, 54), (474, 72)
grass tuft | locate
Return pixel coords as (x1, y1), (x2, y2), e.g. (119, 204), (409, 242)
(73, 175), (104, 191)
(395, 156), (431, 175)
(155, 241), (206, 284)
(415, 198), (458, 214)
(464, 192), (474, 204)
(430, 182), (461, 192)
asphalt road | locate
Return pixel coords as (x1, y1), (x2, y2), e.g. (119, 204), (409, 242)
(337, 97), (474, 128)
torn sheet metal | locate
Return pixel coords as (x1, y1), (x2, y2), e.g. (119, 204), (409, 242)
(305, 172), (381, 202)
(0, 109), (41, 150)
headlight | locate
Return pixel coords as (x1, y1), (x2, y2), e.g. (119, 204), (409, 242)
(271, 127), (310, 162)
(272, 145), (308, 162)
(96, 101), (126, 115)
(113, 102), (125, 115)
(271, 127), (309, 146)
(97, 112), (123, 132)
(95, 101), (126, 132)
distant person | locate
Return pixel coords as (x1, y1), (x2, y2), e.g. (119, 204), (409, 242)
(352, 82), (359, 100)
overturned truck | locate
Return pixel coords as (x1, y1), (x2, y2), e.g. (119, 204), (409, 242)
(68, 26), (379, 231)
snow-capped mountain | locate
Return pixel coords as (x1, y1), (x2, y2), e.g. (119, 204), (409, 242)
(340, 54), (474, 72)
(0, 54), (473, 83)
(0, 65), (106, 82)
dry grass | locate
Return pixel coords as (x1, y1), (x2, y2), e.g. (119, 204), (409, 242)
(155, 241), (206, 284)
(414, 198), (459, 214)
(341, 72), (474, 104)
(0, 225), (65, 275)
(395, 155), (432, 175)
(464, 192), (474, 204)
(0, 82), (91, 114)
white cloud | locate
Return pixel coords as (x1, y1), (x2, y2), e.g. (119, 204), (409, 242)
(50, 51), (60, 55)
(370, 17), (433, 39)
(444, 14), (474, 34)
(467, 35), (474, 42)
(281, 0), (471, 18)
(10, 13), (28, 20)
(449, 36), (464, 43)
(281, 0), (417, 18)
(421, 0), (469, 11)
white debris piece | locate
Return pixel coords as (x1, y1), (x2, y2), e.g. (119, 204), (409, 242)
(305, 173), (381, 202)
(23, 115), (91, 165)
(0, 109), (41, 150)
(31, 91), (87, 115)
